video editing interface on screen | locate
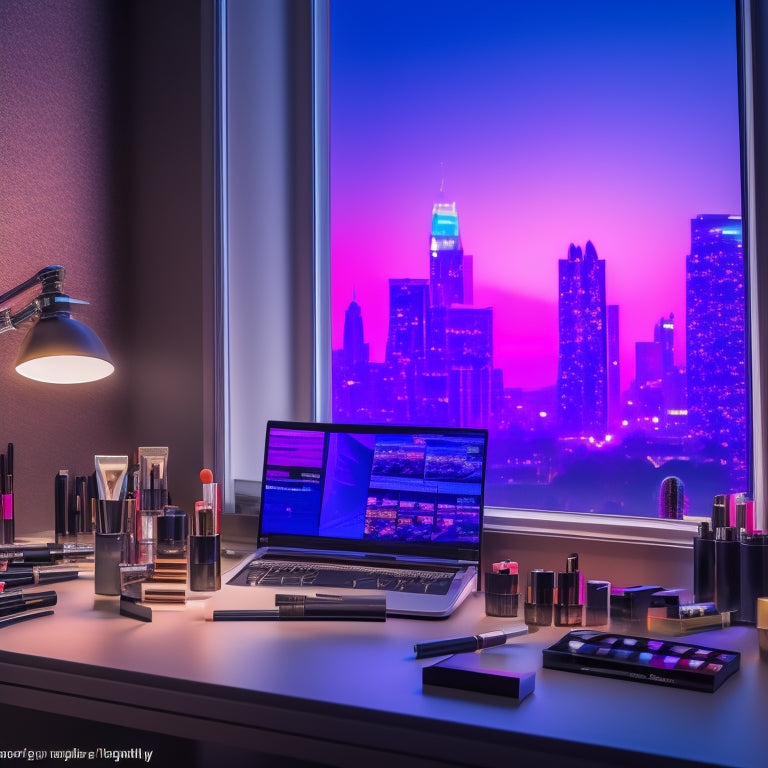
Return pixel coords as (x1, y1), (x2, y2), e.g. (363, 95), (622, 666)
(260, 427), (486, 545)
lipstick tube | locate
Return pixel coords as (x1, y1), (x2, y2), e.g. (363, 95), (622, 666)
(189, 479), (220, 591)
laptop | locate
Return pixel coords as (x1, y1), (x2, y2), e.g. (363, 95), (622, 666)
(227, 420), (488, 618)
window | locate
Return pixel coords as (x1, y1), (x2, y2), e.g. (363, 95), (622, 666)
(222, 1), (765, 541)
(324, 0), (750, 521)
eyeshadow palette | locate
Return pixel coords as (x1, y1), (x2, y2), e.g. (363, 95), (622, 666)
(542, 629), (740, 692)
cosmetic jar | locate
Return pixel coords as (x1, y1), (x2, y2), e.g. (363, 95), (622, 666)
(484, 571), (519, 617)
(524, 569), (555, 626)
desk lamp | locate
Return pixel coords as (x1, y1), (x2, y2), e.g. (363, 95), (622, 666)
(0, 265), (114, 384)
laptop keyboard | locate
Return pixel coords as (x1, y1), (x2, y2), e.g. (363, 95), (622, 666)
(238, 559), (456, 595)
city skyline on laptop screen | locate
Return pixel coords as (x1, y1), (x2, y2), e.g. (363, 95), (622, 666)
(259, 423), (487, 553)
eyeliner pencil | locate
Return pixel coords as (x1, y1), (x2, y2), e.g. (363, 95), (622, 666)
(0, 608), (54, 628)
(413, 627), (528, 659)
(212, 609), (385, 622)
(213, 600), (386, 622)
(0, 568), (79, 587)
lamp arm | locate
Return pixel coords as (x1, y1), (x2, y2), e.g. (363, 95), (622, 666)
(0, 266), (69, 335)
(0, 300), (45, 335)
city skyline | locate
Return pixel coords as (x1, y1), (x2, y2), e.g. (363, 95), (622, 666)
(332, 207), (747, 515)
(335, 202), (735, 404)
(330, 0), (741, 393)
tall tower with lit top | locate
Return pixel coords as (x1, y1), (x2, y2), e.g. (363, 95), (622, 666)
(429, 185), (464, 308)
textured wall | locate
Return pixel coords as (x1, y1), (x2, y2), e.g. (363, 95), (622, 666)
(0, 0), (131, 535)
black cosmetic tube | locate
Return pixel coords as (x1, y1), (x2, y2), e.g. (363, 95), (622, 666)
(188, 535), (220, 591)
(714, 526), (741, 615)
(189, 492), (220, 592)
(711, 494), (729, 530)
(524, 569), (555, 626)
(693, 521), (716, 604)
(94, 499), (134, 596)
(740, 533), (768, 624)
(554, 553), (583, 627)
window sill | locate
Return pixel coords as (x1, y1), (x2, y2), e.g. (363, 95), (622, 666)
(483, 507), (698, 549)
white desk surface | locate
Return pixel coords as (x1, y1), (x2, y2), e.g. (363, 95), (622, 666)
(0, 558), (764, 768)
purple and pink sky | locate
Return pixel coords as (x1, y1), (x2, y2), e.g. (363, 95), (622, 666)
(329, 0), (741, 392)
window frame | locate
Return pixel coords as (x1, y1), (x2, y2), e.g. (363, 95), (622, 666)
(220, 0), (766, 543)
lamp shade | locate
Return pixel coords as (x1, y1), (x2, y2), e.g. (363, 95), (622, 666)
(14, 315), (114, 384)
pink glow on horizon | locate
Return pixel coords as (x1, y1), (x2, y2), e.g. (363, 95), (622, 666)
(331, 189), (735, 393)
(329, 0), (741, 394)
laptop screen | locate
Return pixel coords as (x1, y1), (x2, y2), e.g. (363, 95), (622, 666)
(258, 421), (488, 562)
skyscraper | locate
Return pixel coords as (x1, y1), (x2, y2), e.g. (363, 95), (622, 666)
(557, 241), (608, 436)
(654, 314), (675, 376)
(606, 304), (620, 431)
(385, 279), (429, 366)
(429, 200), (464, 307)
(342, 293), (369, 367)
(686, 214), (746, 487)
